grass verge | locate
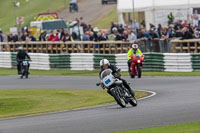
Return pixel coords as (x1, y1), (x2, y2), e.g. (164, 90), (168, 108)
(0, 89), (147, 118)
(0, 0), (69, 32)
(115, 121), (200, 133)
(0, 68), (200, 76)
(93, 7), (118, 29)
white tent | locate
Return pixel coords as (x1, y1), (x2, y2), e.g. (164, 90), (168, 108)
(118, 0), (200, 29)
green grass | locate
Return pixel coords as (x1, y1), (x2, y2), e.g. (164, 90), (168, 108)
(0, 0), (69, 32)
(116, 121), (200, 133)
(0, 68), (200, 76)
(0, 89), (147, 118)
(93, 7), (118, 29)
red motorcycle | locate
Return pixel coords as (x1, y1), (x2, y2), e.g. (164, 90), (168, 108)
(129, 56), (144, 78)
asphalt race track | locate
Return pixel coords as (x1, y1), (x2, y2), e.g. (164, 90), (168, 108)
(0, 76), (200, 133)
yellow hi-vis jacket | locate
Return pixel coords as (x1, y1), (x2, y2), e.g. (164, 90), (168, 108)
(127, 49), (143, 60)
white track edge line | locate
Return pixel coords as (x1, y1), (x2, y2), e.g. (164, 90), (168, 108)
(0, 90), (157, 120)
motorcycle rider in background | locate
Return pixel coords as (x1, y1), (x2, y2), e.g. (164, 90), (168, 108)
(99, 59), (135, 98)
(16, 47), (31, 75)
(127, 44), (144, 75)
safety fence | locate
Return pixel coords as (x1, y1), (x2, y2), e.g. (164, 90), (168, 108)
(0, 39), (173, 54)
(0, 41), (132, 54)
(0, 52), (199, 72)
(1, 39), (200, 54)
(171, 39), (200, 53)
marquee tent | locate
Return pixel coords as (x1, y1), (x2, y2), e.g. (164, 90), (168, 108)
(118, 0), (200, 29)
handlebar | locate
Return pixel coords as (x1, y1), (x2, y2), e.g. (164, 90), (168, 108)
(96, 83), (100, 86)
(18, 59), (32, 62)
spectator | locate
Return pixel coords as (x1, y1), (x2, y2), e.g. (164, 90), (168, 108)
(174, 20), (183, 30)
(0, 29), (4, 42)
(181, 27), (193, 40)
(113, 30), (122, 41)
(137, 28), (151, 40)
(157, 24), (162, 38)
(168, 12), (174, 25)
(29, 34), (36, 41)
(168, 24), (176, 38)
(127, 30), (137, 41)
(191, 10), (199, 27)
(149, 27), (159, 39)
(194, 25), (200, 38)
(8, 34), (14, 42)
(39, 30), (47, 41)
(82, 31), (90, 41)
(94, 32), (106, 42)
(48, 30), (54, 41)
(175, 25), (183, 38)
(121, 30), (129, 41)
(131, 20), (139, 35)
(188, 23), (195, 37)
(182, 20), (189, 28)
(53, 32), (59, 42)
(161, 27), (169, 39)
(101, 30), (108, 40)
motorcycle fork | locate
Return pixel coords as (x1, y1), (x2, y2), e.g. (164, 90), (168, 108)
(131, 63), (137, 75)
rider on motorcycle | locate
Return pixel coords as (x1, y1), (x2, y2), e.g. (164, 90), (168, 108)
(127, 44), (144, 74)
(99, 59), (135, 97)
(16, 46), (31, 75)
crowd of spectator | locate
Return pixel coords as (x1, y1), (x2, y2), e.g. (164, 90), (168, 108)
(1, 15), (200, 43)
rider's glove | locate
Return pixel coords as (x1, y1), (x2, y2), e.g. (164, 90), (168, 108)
(101, 83), (105, 89)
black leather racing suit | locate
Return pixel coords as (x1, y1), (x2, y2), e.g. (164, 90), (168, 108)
(99, 64), (135, 97)
(16, 50), (31, 74)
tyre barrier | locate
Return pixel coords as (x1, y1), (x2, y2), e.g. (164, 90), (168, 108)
(0, 52), (199, 72)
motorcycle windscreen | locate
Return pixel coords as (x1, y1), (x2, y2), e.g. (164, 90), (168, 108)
(100, 69), (112, 79)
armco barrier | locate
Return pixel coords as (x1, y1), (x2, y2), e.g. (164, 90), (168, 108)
(115, 53), (165, 72)
(191, 54), (200, 71)
(49, 54), (71, 69)
(0, 52), (12, 68)
(29, 53), (50, 70)
(115, 54), (128, 72)
(0, 52), (198, 72)
(70, 53), (94, 70)
(143, 53), (165, 71)
(164, 53), (192, 72)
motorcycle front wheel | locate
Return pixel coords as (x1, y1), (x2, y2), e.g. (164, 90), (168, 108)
(129, 96), (137, 107)
(137, 65), (142, 78)
(110, 87), (126, 108)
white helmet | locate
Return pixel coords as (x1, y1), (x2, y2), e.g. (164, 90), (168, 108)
(132, 44), (138, 49)
(18, 46), (23, 50)
(100, 59), (110, 67)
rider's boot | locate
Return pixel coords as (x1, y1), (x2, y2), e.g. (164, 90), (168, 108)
(122, 79), (135, 97)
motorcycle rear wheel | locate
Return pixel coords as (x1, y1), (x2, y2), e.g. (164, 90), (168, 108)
(25, 73), (28, 79)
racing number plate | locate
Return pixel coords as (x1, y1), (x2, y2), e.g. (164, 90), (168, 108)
(23, 61), (28, 65)
(105, 78), (111, 85)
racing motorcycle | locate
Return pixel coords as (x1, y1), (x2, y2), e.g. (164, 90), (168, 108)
(19, 59), (30, 79)
(97, 69), (137, 108)
(129, 56), (143, 78)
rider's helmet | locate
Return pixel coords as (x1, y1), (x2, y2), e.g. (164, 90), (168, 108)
(132, 43), (138, 52)
(100, 59), (110, 68)
(18, 46), (23, 51)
